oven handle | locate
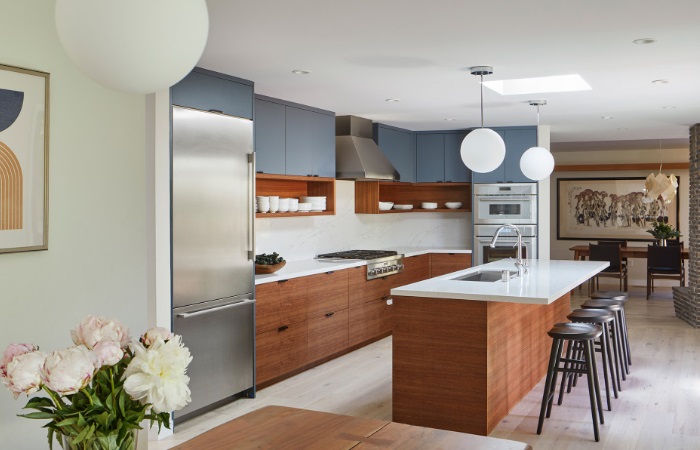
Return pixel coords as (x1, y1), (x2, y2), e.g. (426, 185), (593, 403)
(476, 196), (534, 202)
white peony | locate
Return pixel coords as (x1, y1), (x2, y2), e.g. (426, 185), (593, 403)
(92, 340), (124, 367)
(1, 343), (39, 378)
(71, 315), (131, 350)
(41, 346), (96, 395)
(123, 334), (192, 413)
(3, 351), (46, 399)
(139, 327), (172, 347)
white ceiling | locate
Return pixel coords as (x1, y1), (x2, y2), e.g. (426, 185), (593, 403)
(200, 0), (700, 149)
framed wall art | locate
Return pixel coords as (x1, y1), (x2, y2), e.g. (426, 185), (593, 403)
(557, 177), (680, 241)
(0, 64), (49, 253)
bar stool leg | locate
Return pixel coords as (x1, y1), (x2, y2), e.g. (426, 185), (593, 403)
(588, 339), (605, 424)
(583, 340), (601, 442)
(619, 309), (632, 366)
(597, 326), (612, 411)
(614, 314), (629, 377)
(558, 340), (575, 405)
(601, 322), (618, 400)
(538, 338), (562, 434)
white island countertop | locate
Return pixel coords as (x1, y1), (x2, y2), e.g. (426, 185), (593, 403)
(390, 259), (609, 305)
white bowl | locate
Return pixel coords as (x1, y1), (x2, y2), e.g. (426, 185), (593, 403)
(379, 201), (394, 211)
(393, 204), (414, 210)
(421, 202), (438, 209)
(257, 204), (270, 213)
(445, 202), (463, 209)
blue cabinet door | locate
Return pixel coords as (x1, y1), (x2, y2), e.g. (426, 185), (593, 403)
(471, 129), (506, 183)
(416, 134), (445, 182)
(503, 128), (537, 183)
(444, 132), (471, 182)
(374, 125), (416, 182)
(285, 107), (335, 177)
(254, 98), (286, 174)
(171, 68), (253, 119)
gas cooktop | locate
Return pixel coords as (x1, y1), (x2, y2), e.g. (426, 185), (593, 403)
(316, 250), (398, 260)
(316, 250), (403, 280)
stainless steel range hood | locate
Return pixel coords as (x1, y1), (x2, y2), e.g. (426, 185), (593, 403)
(336, 115), (400, 181)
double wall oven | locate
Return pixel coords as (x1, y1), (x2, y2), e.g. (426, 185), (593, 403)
(473, 183), (538, 266)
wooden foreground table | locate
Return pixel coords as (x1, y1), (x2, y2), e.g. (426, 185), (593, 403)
(171, 405), (532, 450)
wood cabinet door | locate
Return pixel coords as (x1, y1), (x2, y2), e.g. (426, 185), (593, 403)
(349, 297), (393, 347)
(430, 253), (472, 277)
(308, 308), (349, 361)
(255, 278), (307, 334)
(349, 267), (393, 307)
(306, 270), (349, 317)
(394, 254), (430, 287)
(255, 321), (308, 386)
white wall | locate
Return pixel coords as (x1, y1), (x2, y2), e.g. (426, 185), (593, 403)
(550, 147), (689, 286)
(255, 180), (472, 259)
(0, 3), (148, 449)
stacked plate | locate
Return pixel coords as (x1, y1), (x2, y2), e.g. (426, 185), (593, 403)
(300, 196), (326, 212)
(393, 204), (414, 210)
(297, 202), (312, 212)
(256, 196), (270, 213)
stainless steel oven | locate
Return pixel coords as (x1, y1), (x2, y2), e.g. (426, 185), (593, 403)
(474, 224), (537, 266)
(473, 183), (537, 224)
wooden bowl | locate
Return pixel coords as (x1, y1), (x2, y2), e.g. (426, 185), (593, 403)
(255, 261), (286, 274)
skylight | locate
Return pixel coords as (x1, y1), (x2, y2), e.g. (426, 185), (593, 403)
(482, 74), (591, 95)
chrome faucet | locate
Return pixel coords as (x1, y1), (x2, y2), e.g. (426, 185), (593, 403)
(490, 224), (527, 277)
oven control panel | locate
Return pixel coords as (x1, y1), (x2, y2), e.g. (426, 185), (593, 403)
(367, 257), (404, 280)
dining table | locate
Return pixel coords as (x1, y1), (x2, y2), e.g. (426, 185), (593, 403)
(569, 244), (689, 261)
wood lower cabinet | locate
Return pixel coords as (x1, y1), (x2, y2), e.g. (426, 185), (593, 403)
(255, 321), (308, 385)
(255, 278), (307, 334)
(394, 254), (430, 287)
(430, 253), (472, 277)
(308, 308), (349, 361)
(349, 297), (393, 347)
(307, 270), (348, 316)
(349, 267), (393, 307)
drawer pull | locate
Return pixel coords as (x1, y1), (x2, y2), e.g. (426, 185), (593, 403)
(381, 295), (390, 300)
(209, 109), (224, 114)
(326, 271), (335, 275)
(277, 279), (288, 284)
(278, 325), (289, 332)
(325, 312), (335, 318)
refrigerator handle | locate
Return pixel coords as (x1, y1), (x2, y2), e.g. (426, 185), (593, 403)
(176, 299), (254, 318)
(248, 152), (256, 261)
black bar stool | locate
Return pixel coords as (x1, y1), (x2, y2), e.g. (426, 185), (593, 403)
(537, 322), (604, 442)
(564, 308), (619, 411)
(582, 298), (630, 377)
(591, 290), (631, 366)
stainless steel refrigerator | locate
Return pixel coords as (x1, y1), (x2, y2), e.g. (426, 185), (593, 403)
(171, 105), (255, 421)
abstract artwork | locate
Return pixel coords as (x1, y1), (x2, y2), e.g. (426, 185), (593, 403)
(0, 64), (49, 253)
(557, 177), (680, 241)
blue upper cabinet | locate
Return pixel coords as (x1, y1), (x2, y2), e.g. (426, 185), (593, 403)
(373, 124), (416, 182)
(171, 67), (254, 120)
(444, 132), (471, 182)
(416, 134), (445, 182)
(471, 127), (536, 183)
(254, 98), (286, 174)
(254, 95), (335, 177)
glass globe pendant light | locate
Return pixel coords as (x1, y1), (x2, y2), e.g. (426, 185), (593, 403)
(520, 100), (555, 181)
(460, 66), (506, 173)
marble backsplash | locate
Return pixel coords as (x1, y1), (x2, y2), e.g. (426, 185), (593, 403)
(255, 180), (472, 261)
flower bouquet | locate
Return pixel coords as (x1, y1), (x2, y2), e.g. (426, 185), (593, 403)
(647, 220), (681, 243)
(0, 316), (192, 450)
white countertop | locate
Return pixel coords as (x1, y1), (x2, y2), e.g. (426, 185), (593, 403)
(390, 259), (609, 305)
(255, 247), (472, 285)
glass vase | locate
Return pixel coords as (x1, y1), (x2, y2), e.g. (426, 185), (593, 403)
(61, 429), (138, 450)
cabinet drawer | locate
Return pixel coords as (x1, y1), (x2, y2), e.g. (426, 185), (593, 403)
(394, 254), (430, 287)
(256, 278), (307, 334)
(307, 270), (349, 317)
(349, 267), (393, 307)
(308, 308), (349, 361)
(349, 298), (393, 347)
(255, 321), (308, 386)
(430, 253), (472, 277)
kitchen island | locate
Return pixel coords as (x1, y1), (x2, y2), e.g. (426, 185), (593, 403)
(389, 259), (608, 436)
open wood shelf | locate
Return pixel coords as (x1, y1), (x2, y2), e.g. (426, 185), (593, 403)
(355, 181), (471, 214)
(256, 173), (335, 218)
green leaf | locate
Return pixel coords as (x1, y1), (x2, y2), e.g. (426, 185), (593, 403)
(71, 423), (90, 445)
(20, 411), (56, 420)
(55, 417), (78, 427)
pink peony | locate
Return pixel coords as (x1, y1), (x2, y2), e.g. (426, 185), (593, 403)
(1, 343), (39, 378)
(71, 315), (130, 349)
(3, 351), (46, 399)
(41, 346), (95, 395)
(92, 341), (124, 367)
(140, 327), (172, 347)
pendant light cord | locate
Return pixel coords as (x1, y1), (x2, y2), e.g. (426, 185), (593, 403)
(480, 74), (484, 128)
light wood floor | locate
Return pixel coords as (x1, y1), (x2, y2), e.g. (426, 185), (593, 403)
(150, 286), (700, 450)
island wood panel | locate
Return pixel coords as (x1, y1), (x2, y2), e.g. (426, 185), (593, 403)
(308, 308), (349, 361)
(485, 294), (570, 432)
(306, 270), (349, 317)
(255, 278), (307, 334)
(349, 297), (392, 347)
(392, 294), (570, 436)
(255, 321), (308, 385)
(430, 253), (472, 277)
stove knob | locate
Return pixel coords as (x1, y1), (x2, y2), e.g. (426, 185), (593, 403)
(390, 265), (398, 272)
(398, 263), (404, 270)
(368, 269), (376, 276)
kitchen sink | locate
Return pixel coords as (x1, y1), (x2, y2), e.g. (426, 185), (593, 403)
(452, 270), (517, 282)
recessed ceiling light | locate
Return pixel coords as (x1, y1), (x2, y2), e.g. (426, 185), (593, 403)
(482, 74), (591, 95)
(385, 98), (401, 103)
(633, 38), (656, 45)
(617, 127), (628, 131)
(601, 116), (615, 120)
(444, 118), (456, 121)
(651, 79), (669, 84)
(291, 69), (311, 75)
(661, 106), (677, 110)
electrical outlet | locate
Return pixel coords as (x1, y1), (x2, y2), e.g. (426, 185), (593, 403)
(628, 259), (633, 267)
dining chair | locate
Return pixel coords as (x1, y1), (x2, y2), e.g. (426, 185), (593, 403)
(647, 244), (684, 299)
(597, 240), (628, 268)
(588, 244), (626, 294)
